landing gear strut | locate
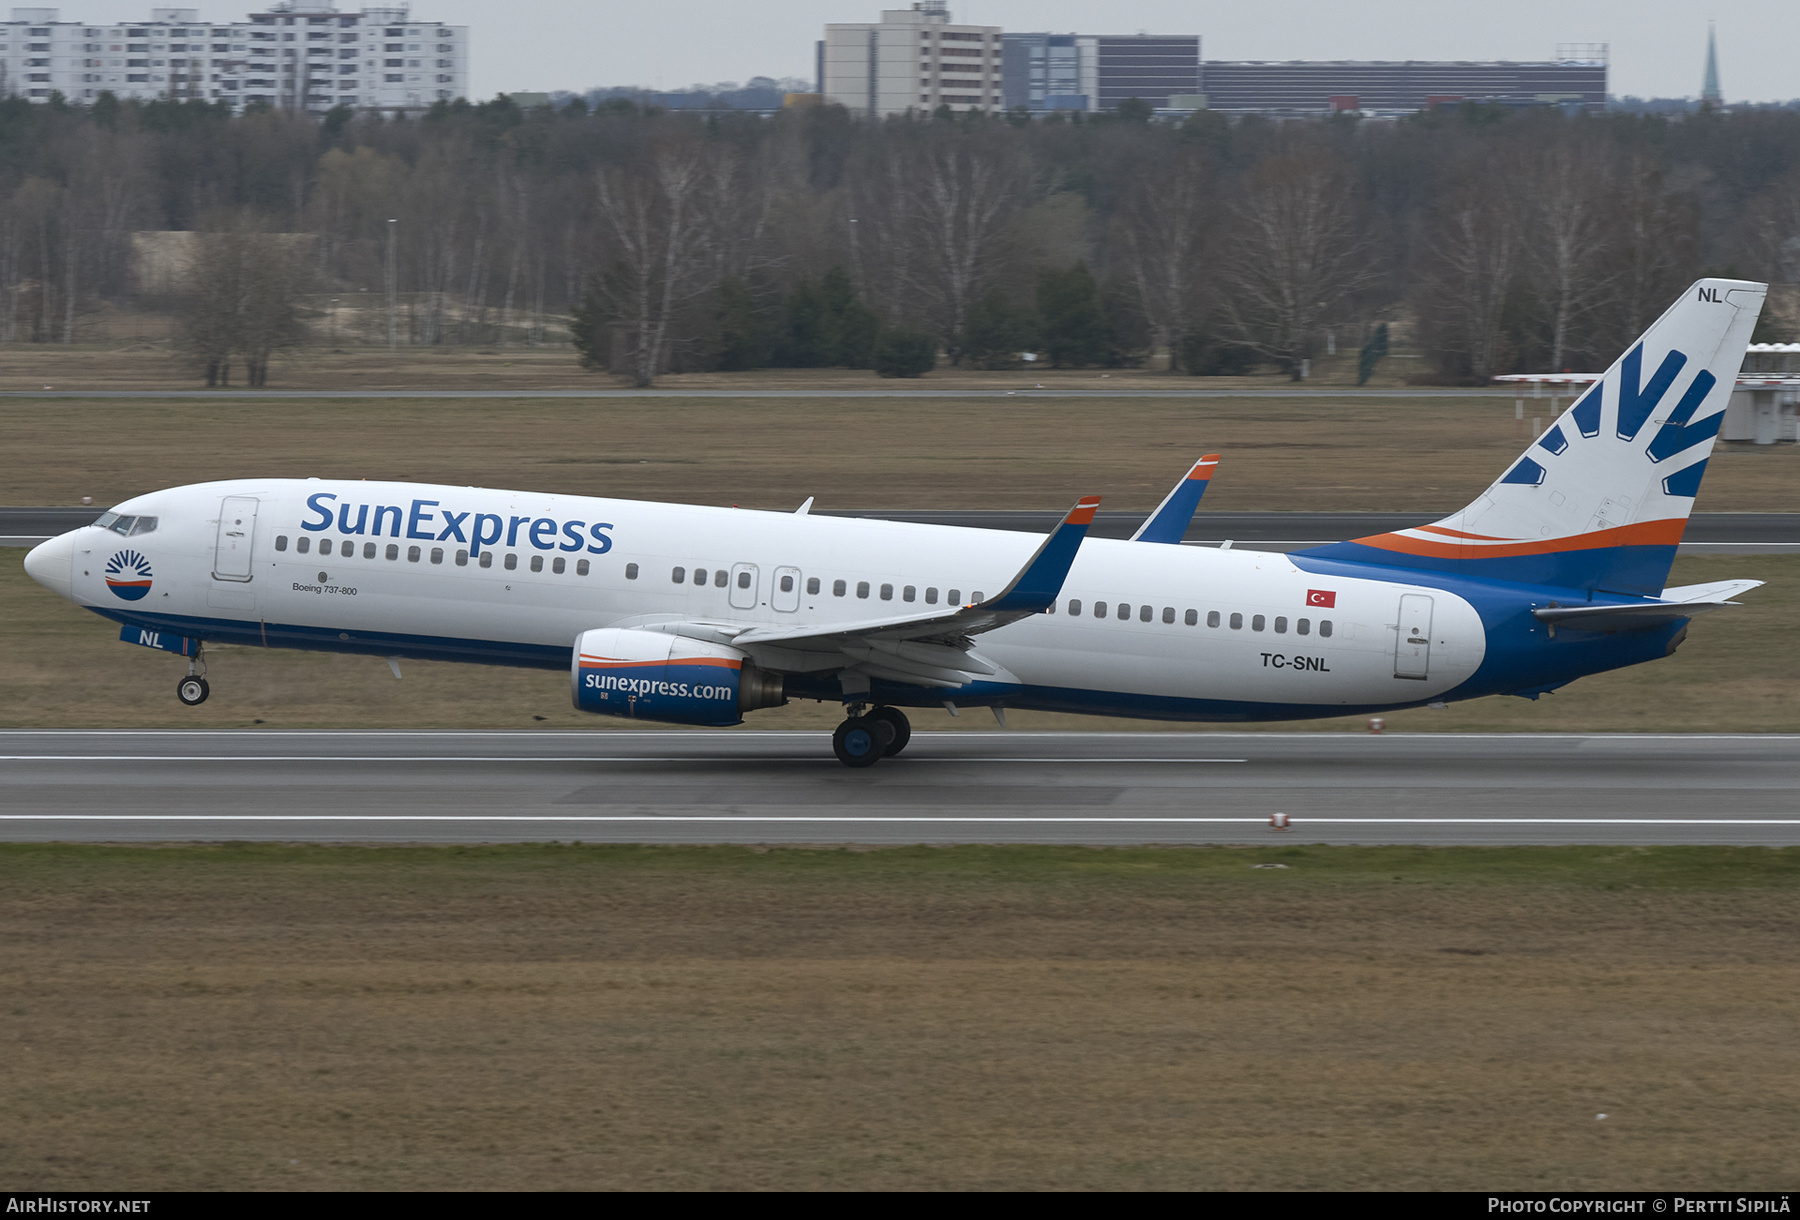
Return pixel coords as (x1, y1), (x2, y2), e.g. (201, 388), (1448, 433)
(832, 704), (911, 767)
(176, 648), (209, 707)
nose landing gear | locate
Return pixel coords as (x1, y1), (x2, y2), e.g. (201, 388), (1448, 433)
(832, 704), (911, 767)
(176, 648), (209, 706)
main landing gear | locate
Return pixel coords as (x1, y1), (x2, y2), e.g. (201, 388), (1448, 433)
(832, 704), (911, 768)
(176, 648), (209, 706)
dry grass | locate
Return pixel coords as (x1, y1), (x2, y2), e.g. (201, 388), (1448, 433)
(0, 339), (1426, 393)
(3, 554), (1796, 734)
(1, 393), (1794, 512)
(1, 843), (1796, 1190)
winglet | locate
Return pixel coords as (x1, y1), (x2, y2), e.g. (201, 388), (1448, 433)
(1130, 455), (1220, 543)
(976, 495), (1101, 613)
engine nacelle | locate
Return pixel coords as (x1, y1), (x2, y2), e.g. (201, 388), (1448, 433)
(571, 627), (785, 726)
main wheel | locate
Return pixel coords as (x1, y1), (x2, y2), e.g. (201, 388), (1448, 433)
(177, 676), (210, 706)
(832, 717), (884, 768)
(867, 706), (912, 756)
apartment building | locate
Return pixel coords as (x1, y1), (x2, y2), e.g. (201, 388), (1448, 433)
(821, 1), (1001, 118)
(0, 1), (467, 114)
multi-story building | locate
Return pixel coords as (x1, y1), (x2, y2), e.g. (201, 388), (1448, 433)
(821, 1), (1001, 118)
(0, 1), (467, 115)
(1000, 33), (1201, 114)
(1197, 48), (1608, 116)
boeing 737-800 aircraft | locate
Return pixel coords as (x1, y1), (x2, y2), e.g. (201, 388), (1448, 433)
(23, 280), (1766, 765)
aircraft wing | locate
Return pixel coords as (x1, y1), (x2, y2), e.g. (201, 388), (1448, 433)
(721, 495), (1101, 686)
(1130, 455), (1220, 543)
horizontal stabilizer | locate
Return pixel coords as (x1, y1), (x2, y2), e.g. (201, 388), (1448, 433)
(1131, 455), (1220, 544)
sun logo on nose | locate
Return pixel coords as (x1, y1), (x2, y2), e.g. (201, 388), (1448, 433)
(105, 549), (153, 601)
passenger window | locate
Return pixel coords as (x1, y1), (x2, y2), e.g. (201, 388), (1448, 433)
(1252, 614), (1266, 631)
(1163, 607), (1175, 624)
(552, 557), (565, 574)
(275, 535), (288, 552)
(1274, 616), (1288, 634)
(530, 555), (543, 573)
(503, 553), (517, 570)
(1118, 603), (1130, 621)
(856, 581), (870, 599)
(431, 547), (444, 564)
(408, 546), (421, 562)
(926, 587), (939, 605)
(319, 538), (333, 556)
(1068, 599), (1081, 616)
(948, 589), (961, 604)
(1139, 605), (1152, 623)
(1185, 609), (1198, 626)
(455, 549), (468, 567)
(806, 577), (820, 595)
(1297, 618), (1310, 635)
(1093, 601), (1107, 618)
(577, 559), (590, 576)
(625, 563), (638, 580)
(972, 591), (984, 602)
(1207, 611), (1220, 627)
(1320, 620), (1333, 638)
(1229, 612), (1243, 629)
(694, 568), (707, 585)
(296, 536), (311, 554)
(737, 571), (750, 589)
(833, 579), (846, 597)
(672, 566), (685, 583)
(363, 542), (376, 559)
(780, 574), (794, 593)
(880, 583), (893, 600)
(479, 552), (493, 569)
(386, 544), (399, 561)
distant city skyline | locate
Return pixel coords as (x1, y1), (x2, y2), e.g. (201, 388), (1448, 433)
(39, 1), (1800, 104)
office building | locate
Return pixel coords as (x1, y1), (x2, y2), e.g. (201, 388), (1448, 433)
(1199, 48), (1608, 116)
(0, 1), (467, 115)
(821, 1), (1001, 118)
(1001, 33), (1200, 113)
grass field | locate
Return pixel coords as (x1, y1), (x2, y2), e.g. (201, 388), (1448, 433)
(2, 843), (1796, 1190)
(3, 553), (1794, 733)
(2, 393), (1794, 513)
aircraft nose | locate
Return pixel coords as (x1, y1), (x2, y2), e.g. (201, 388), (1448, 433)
(23, 530), (74, 599)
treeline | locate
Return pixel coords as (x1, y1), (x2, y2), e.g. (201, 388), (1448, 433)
(0, 91), (1799, 382)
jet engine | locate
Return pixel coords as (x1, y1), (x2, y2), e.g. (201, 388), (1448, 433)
(570, 627), (784, 726)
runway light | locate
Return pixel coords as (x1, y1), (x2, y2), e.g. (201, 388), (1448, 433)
(1270, 812), (1290, 830)
(1368, 716), (1385, 734)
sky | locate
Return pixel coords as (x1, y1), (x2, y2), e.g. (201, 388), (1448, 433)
(51, 1), (1800, 103)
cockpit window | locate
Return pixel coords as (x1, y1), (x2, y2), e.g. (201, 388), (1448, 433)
(95, 512), (157, 537)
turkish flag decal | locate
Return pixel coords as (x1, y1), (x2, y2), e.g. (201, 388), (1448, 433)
(1306, 589), (1337, 608)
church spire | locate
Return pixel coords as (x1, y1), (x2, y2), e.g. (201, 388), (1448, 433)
(1702, 23), (1722, 106)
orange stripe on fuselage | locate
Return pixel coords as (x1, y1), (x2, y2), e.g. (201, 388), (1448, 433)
(1351, 518), (1687, 560)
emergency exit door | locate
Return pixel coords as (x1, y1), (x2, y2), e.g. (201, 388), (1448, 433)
(1394, 593), (1434, 680)
(213, 495), (259, 582)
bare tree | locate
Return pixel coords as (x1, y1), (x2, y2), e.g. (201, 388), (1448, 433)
(1416, 167), (1525, 381)
(1114, 151), (1216, 371)
(177, 219), (311, 387)
(1522, 142), (1615, 370)
(1217, 153), (1377, 377)
(906, 130), (1019, 351)
(590, 133), (725, 386)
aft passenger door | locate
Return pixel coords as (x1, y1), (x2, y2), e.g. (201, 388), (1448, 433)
(1394, 593), (1434, 680)
(213, 495), (259, 582)
(772, 566), (801, 612)
(729, 562), (760, 611)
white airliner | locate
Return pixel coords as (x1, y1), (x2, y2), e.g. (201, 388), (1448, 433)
(23, 280), (1766, 766)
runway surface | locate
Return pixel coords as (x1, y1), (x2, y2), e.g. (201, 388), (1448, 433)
(1, 388), (1512, 399)
(3, 730), (1795, 846)
(6, 508), (1798, 552)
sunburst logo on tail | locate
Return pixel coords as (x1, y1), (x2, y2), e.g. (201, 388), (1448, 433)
(104, 549), (153, 600)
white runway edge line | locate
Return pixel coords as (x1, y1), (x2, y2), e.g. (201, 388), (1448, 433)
(5, 815), (1799, 825)
(0, 755), (1248, 764)
(4, 731), (1796, 741)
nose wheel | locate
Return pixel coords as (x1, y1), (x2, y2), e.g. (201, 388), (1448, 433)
(177, 675), (210, 706)
(832, 706), (911, 767)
